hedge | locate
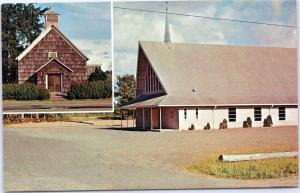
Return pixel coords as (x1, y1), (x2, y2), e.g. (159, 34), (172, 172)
(3, 83), (50, 100)
(67, 80), (112, 99)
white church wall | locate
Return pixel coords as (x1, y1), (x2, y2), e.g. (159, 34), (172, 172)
(178, 106), (297, 130)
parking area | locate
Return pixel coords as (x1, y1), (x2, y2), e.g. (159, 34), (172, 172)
(3, 124), (298, 191)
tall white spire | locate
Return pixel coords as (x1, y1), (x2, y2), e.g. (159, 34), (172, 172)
(164, 1), (171, 44)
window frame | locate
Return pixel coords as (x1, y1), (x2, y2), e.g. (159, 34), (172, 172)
(196, 108), (199, 119)
(48, 52), (57, 59)
(278, 107), (286, 121)
(254, 107), (262, 121)
(228, 107), (236, 122)
(184, 108), (187, 119)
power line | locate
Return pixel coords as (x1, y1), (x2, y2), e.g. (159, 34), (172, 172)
(114, 6), (297, 29)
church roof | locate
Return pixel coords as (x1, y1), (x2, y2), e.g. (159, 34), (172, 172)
(16, 25), (89, 61)
(123, 41), (297, 108)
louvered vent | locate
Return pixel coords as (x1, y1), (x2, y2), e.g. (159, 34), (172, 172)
(48, 52), (57, 59)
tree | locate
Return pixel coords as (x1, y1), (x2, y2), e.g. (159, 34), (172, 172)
(2, 3), (48, 83)
(115, 74), (136, 106)
(88, 66), (108, 82)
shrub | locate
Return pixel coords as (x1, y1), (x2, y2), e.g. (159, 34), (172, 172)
(219, 119), (228, 129)
(243, 117), (252, 128)
(243, 120), (249, 128)
(246, 117), (252, 127)
(88, 66), (107, 82)
(3, 83), (50, 100)
(264, 115), (273, 127)
(67, 80), (112, 99)
(189, 124), (195, 130)
(45, 114), (70, 122)
(204, 122), (211, 130)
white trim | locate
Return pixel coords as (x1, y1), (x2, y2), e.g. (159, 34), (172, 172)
(35, 58), (73, 73)
(45, 74), (48, 89)
(16, 25), (89, 61)
(48, 52), (57, 58)
(121, 103), (297, 110)
(16, 27), (52, 61)
(60, 74), (63, 92)
(158, 103), (298, 107)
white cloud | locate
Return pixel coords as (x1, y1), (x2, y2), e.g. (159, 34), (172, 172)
(114, 1), (297, 77)
(73, 39), (112, 71)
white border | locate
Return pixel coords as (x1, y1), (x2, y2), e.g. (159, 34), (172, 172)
(2, 0), (114, 114)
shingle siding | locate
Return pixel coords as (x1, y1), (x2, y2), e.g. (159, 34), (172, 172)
(18, 28), (87, 92)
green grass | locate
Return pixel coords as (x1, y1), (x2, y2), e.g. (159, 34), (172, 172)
(187, 156), (298, 179)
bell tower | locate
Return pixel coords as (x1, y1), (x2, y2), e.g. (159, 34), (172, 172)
(44, 6), (60, 28)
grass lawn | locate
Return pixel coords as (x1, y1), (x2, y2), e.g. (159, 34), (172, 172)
(187, 156), (298, 180)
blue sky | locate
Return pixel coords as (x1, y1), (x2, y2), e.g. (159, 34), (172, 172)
(35, 1), (112, 71)
(114, 0), (297, 76)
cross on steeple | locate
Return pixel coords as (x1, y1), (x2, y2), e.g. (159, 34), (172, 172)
(164, 1), (171, 44)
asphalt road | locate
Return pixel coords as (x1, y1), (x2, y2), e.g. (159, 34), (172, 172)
(3, 124), (298, 191)
(3, 99), (113, 113)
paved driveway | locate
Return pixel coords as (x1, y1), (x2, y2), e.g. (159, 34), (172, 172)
(3, 124), (298, 191)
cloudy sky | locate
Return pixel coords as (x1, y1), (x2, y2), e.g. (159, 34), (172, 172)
(114, 0), (297, 76)
(35, 1), (112, 71)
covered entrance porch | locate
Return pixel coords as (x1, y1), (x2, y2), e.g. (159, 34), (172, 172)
(134, 106), (179, 130)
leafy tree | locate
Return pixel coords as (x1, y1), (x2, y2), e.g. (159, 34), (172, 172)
(115, 74), (136, 106)
(2, 3), (48, 83)
(88, 66), (107, 82)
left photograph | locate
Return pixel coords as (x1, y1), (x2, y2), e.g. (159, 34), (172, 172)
(2, 2), (112, 113)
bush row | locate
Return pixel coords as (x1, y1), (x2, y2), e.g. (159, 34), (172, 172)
(3, 114), (70, 125)
(189, 115), (273, 130)
(3, 83), (50, 100)
(67, 80), (112, 99)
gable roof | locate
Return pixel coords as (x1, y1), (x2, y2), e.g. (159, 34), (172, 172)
(16, 25), (89, 61)
(124, 41), (297, 108)
(35, 58), (73, 73)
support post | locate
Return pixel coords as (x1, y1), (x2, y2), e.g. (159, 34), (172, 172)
(121, 110), (123, 128)
(150, 107), (153, 130)
(133, 110), (135, 127)
(159, 107), (162, 130)
(126, 110), (128, 128)
(213, 106), (215, 129)
(143, 107), (145, 130)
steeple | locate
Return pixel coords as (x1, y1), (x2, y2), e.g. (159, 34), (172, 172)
(164, 1), (171, 44)
(44, 6), (60, 28)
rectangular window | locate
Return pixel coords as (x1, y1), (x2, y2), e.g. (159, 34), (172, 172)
(48, 52), (57, 59)
(254, 107), (262, 121)
(228, 108), (236, 122)
(279, 107), (286, 120)
(184, 108), (187, 119)
(196, 108), (198, 119)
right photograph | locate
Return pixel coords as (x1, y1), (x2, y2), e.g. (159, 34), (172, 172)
(114, 0), (298, 189)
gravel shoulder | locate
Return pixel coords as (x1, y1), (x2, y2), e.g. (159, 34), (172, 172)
(3, 124), (298, 191)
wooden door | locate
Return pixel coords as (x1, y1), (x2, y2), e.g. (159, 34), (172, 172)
(48, 74), (61, 92)
(152, 108), (159, 129)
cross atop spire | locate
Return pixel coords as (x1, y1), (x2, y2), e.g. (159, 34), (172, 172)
(164, 1), (171, 44)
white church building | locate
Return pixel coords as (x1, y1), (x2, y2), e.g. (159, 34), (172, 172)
(122, 6), (298, 130)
